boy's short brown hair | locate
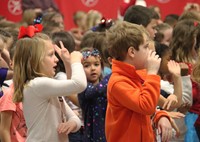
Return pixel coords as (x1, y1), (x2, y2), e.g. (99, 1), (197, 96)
(106, 21), (149, 61)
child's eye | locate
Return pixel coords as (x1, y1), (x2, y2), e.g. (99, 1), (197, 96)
(95, 63), (100, 66)
(83, 64), (89, 68)
(153, 26), (157, 30)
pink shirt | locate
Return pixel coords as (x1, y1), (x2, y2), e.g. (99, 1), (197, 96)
(0, 84), (27, 142)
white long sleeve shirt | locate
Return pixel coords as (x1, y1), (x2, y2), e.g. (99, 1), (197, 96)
(23, 63), (87, 142)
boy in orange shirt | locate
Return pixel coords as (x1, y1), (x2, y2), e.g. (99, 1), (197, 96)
(105, 21), (174, 142)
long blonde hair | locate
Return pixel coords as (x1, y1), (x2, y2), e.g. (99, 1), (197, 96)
(192, 59), (200, 83)
(13, 33), (50, 102)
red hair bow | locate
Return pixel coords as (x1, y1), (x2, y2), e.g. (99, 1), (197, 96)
(18, 24), (43, 39)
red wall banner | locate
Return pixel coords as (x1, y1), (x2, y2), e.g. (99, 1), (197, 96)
(0, 0), (200, 30)
(55, 0), (120, 30)
(0, 0), (22, 22)
(145, 0), (200, 21)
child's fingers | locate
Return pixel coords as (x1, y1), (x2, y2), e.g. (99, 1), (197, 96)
(149, 50), (156, 57)
(58, 124), (67, 134)
(59, 41), (65, 49)
(162, 101), (169, 110)
(65, 126), (73, 135)
(57, 123), (63, 133)
(157, 126), (161, 134)
(167, 101), (173, 110)
(59, 41), (69, 54)
(170, 118), (180, 137)
(54, 44), (61, 55)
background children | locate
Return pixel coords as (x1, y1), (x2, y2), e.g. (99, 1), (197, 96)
(72, 11), (87, 33)
(52, 31), (75, 79)
(93, 32), (112, 77)
(124, 5), (159, 40)
(0, 31), (14, 97)
(155, 43), (182, 110)
(78, 48), (111, 142)
(155, 43), (191, 141)
(0, 42), (27, 142)
(13, 25), (87, 142)
(154, 23), (173, 46)
(170, 19), (200, 142)
(0, 85), (27, 142)
(52, 31), (84, 142)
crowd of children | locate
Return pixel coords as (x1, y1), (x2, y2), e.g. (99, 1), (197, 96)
(0, 2), (200, 142)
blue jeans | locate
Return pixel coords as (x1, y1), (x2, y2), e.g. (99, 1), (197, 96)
(185, 112), (200, 142)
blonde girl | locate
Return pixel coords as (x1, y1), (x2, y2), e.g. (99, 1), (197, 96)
(13, 25), (87, 142)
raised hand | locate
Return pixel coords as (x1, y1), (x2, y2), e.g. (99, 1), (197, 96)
(167, 60), (181, 77)
(54, 41), (70, 64)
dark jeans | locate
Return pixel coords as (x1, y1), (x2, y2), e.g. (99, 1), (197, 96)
(195, 126), (200, 140)
(69, 127), (84, 142)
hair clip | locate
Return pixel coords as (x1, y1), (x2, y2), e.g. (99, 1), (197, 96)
(82, 48), (100, 60)
(18, 24), (43, 39)
(33, 12), (43, 24)
(99, 17), (113, 28)
(91, 17), (113, 32)
(34, 16), (42, 24)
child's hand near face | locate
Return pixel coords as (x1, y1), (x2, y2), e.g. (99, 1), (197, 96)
(57, 120), (77, 135)
(167, 60), (181, 78)
(54, 41), (71, 64)
(147, 50), (161, 75)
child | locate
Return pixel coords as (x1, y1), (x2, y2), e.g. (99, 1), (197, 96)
(52, 31), (84, 142)
(12, 24), (87, 142)
(124, 5), (159, 39)
(0, 41), (27, 142)
(170, 19), (200, 142)
(105, 21), (174, 142)
(192, 61), (200, 140)
(155, 43), (192, 141)
(0, 84), (27, 142)
(52, 31), (75, 79)
(154, 23), (173, 46)
(78, 48), (111, 142)
(93, 32), (112, 77)
(0, 33), (14, 97)
(155, 43), (182, 110)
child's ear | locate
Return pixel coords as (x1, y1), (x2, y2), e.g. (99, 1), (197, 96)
(107, 57), (112, 65)
(127, 46), (135, 58)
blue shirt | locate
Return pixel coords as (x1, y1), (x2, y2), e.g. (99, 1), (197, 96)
(78, 74), (111, 142)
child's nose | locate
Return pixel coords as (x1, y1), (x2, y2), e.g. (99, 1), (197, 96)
(55, 56), (59, 62)
(91, 65), (96, 70)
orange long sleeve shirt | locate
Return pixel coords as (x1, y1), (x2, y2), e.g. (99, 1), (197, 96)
(105, 59), (163, 142)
